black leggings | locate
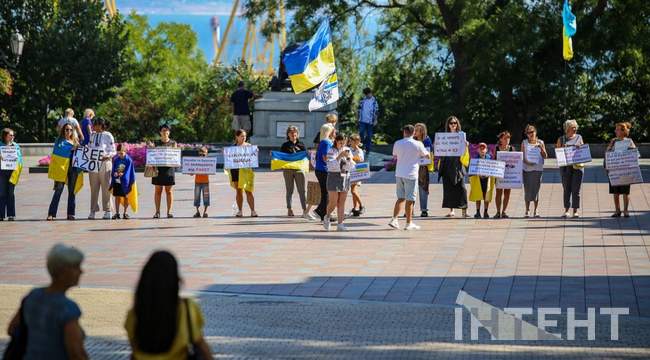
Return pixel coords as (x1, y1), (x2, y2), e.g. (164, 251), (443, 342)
(315, 170), (328, 219)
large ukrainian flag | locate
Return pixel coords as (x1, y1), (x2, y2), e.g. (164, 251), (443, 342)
(271, 151), (309, 172)
(562, 0), (576, 61)
(283, 20), (336, 94)
(48, 139), (83, 193)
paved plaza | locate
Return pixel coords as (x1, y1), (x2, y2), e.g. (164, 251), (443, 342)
(1, 159), (650, 358)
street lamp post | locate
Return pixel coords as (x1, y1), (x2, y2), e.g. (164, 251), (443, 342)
(1, 30), (25, 68)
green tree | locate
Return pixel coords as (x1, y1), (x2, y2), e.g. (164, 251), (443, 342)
(0, 0), (129, 141)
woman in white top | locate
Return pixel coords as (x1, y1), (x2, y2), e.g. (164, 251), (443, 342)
(521, 124), (548, 218)
(87, 117), (116, 220)
(606, 122), (636, 218)
(348, 134), (365, 216)
(324, 133), (355, 231)
(556, 119), (585, 218)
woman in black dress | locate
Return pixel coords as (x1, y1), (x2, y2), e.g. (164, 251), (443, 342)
(150, 124), (177, 218)
(438, 116), (469, 217)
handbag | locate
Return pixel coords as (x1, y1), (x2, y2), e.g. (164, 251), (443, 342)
(143, 166), (158, 178)
(184, 299), (201, 360)
(3, 299), (28, 360)
(306, 181), (321, 206)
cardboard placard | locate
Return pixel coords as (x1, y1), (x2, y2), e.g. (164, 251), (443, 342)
(605, 149), (639, 170)
(146, 147), (182, 167)
(608, 167), (643, 186)
(182, 156), (218, 174)
(350, 162), (371, 182)
(72, 146), (105, 172)
(0, 146), (18, 170)
(496, 151), (523, 189)
(223, 145), (259, 169)
(468, 158), (506, 179)
(434, 132), (466, 157)
(555, 145), (592, 167)
(525, 144), (542, 164)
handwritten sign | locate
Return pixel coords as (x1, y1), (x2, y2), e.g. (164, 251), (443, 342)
(309, 150), (316, 168)
(0, 146), (18, 170)
(419, 147), (432, 165)
(72, 146), (105, 172)
(555, 145), (592, 167)
(468, 158), (506, 179)
(605, 149), (639, 170)
(434, 132), (466, 157)
(609, 167), (643, 186)
(350, 162), (371, 182)
(182, 156), (217, 175)
(223, 145), (259, 169)
(146, 147), (181, 167)
(496, 152), (523, 189)
(525, 144), (542, 164)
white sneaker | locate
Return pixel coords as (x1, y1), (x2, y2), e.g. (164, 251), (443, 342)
(336, 223), (347, 231)
(303, 211), (317, 221)
(405, 222), (421, 230)
(388, 217), (400, 229)
(323, 215), (331, 231)
(102, 211), (112, 220)
(88, 212), (96, 220)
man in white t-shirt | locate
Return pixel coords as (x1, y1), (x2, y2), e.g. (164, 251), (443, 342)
(389, 124), (430, 230)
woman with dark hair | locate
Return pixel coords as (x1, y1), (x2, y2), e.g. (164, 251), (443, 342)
(0, 128), (23, 221)
(227, 129), (257, 217)
(148, 124), (177, 218)
(280, 125), (309, 218)
(414, 123), (433, 217)
(87, 117), (116, 220)
(494, 131), (514, 218)
(324, 133), (355, 231)
(125, 251), (211, 359)
(437, 116), (469, 217)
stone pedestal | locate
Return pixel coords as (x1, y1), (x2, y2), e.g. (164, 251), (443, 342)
(251, 91), (336, 147)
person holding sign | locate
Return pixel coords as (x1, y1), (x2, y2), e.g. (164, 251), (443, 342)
(606, 122), (637, 218)
(192, 147), (211, 218)
(87, 118), (116, 220)
(521, 125), (547, 218)
(437, 116), (469, 218)
(389, 125), (431, 230)
(47, 124), (83, 221)
(280, 126), (309, 218)
(348, 134), (365, 217)
(414, 123), (433, 217)
(110, 143), (137, 219)
(556, 119), (585, 218)
(227, 129), (257, 217)
(149, 124), (177, 219)
(0, 128), (22, 221)
(469, 143), (496, 219)
(323, 134), (355, 231)
(494, 131), (514, 219)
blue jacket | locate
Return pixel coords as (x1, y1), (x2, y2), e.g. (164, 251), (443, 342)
(358, 96), (379, 124)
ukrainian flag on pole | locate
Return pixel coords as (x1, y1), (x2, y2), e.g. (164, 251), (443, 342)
(562, 0), (577, 61)
(283, 20), (336, 94)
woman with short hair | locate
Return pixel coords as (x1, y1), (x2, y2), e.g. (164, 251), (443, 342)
(438, 116), (469, 217)
(125, 251), (212, 359)
(606, 122), (637, 218)
(7, 243), (88, 359)
(556, 119), (585, 218)
(228, 129), (257, 217)
(521, 124), (547, 217)
(280, 125), (310, 218)
(0, 128), (22, 221)
(494, 131), (514, 218)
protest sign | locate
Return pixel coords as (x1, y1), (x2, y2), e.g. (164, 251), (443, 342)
(468, 158), (506, 179)
(605, 149), (639, 170)
(309, 150), (316, 168)
(350, 162), (371, 182)
(72, 146), (105, 172)
(223, 145), (259, 169)
(182, 156), (217, 175)
(418, 147), (432, 166)
(555, 145), (592, 167)
(608, 167), (643, 186)
(0, 146), (18, 170)
(434, 132), (466, 157)
(496, 151), (523, 189)
(525, 144), (542, 164)
(146, 147), (182, 167)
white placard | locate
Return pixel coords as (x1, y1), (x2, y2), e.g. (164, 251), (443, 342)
(555, 145), (592, 167)
(608, 167), (643, 186)
(309, 150), (316, 168)
(182, 156), (217, 174)
(496, 152), (523, 189)
(525, 144), (542, 164)
(72, 146), (105, 172)
(350, 162), (371, 182)
(605, 149), (639, 170)
(468, 158), (506, 179)
(223, 145), (259, 169)
(0, 146), (18, 170)
(434, 132), (466, 157)
(276, 121), (305, 138)
(146, 147), (182, 167)
(418, 147), (432, 165)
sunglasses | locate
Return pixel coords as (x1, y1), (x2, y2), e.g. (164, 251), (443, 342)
(449, 122), (458, 125)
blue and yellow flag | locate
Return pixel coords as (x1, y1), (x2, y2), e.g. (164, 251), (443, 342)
(283, 20), (336, 94)
(47, 139), (83, 193)
(271, 151), (309, 172)
(562, 0), (577, 61)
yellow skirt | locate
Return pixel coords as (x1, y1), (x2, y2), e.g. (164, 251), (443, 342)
(469, 175), (495, 202)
